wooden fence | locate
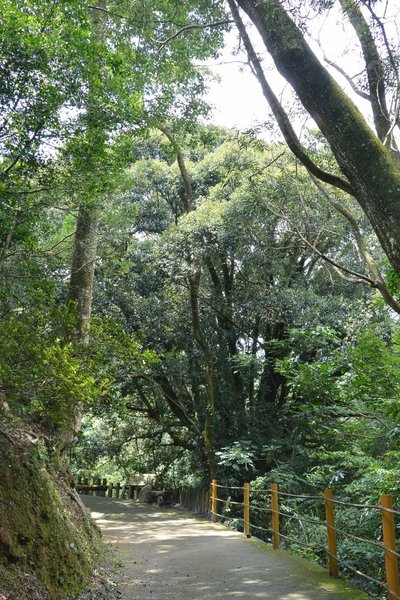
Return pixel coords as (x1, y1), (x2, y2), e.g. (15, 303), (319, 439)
(209, 480), (400, 600)
(76, 476), (179, 504)
(178, 487), (210, 515)
(76, 476), (400, 596)
(76, 476), (140, 500)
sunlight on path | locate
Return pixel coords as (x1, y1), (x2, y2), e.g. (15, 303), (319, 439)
(83, 496), (368, 600)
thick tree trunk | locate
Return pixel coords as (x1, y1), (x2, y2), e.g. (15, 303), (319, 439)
(235, 0), (400, 273)
(206, 255), (246, 436)
(189, 273), (217, 481)
(56, 3), (105, 454)
(67, 204), (99, 343)
(67, 1), (105, 341)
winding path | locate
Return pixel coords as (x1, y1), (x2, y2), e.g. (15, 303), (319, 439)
(83, 496), (368, 600)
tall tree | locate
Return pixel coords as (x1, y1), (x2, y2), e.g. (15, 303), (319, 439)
(227, 0), (400, 274)
(67, 3), (106, 344)
(94, 127), (382, 480)
(0, 0), (229, 434)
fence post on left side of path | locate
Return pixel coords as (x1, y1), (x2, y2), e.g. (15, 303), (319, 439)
(211, 479), (217, 522)
(381, 494), (400, 600)
(244, 482), (251, 538)
(324, 488), (339, 577)
(115, 482), (121, 498)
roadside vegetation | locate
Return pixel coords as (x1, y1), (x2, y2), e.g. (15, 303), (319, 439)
(1, 1), (400, 598)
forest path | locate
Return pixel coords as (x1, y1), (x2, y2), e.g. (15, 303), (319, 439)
(83, 496), (368, 600)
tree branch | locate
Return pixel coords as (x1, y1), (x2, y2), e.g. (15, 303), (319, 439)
(0, 210), (19, 268)
(312, 36), (370, 101)
(159, 125), (193, 213)
(310, 176), (400, 314)
(339, 0), (393, 145)
(88, 4), (127, 21)
(227, 0), (355, 196)
(2, 125), (43, 177)
(294, 228), (375, 285)
(157, 20), (233, 47)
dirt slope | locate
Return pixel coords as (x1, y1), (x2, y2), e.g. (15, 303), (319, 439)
(0, 418), (101, 600)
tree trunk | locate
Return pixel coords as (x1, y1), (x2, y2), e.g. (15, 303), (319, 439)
(234, 0), (400, 273)
(160, 127), (218, 480)
(338, 0), (393, 147)
(62, 2), (105, 447)
(67, 204), (99, 343)
(189, 273), (217, 481)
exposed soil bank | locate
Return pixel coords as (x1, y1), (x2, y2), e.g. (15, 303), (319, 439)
(0, 419), (101, 600)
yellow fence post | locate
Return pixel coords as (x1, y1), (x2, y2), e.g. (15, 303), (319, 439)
(244, 482), (251, 538)
(211, 479), (217, 523)
(381, 494), (400, 600)
(324, 488), (339, 577)
(271, 483), (280, 549)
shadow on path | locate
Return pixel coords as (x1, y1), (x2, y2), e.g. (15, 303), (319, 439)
(82, 496), (368, 600)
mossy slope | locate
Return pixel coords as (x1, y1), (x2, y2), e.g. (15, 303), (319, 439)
(0, 418), (101, 600)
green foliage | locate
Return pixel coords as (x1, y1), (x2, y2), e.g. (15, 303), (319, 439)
(0, 0), (229, 441)
(216, 441), (257, 474)
(345, 330), (400, 417)
(385, 268), (400, 296)
(277, 326), (400, 420)
(0, 309), (98, 429)
(86, 126), (392, 492)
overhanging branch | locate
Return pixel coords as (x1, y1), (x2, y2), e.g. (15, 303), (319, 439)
(157, 20), (233, 47)
(227, 0), (355, 196)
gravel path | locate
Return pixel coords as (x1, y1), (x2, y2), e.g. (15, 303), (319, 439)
(82, 496), (369, 600)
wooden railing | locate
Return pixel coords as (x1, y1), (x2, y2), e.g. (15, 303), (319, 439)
(75, 475), (399, 596)
(179, 487), (210, 515)
(76, 476), (175, 504)
(76, 477), (140, 499)
(209, 480), (400, 600)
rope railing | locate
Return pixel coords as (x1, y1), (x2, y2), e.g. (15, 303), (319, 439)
(275, 491), (324, 500)
(213, 510), (245, 521)
(208, 479), (400, 599)
(249, 523), (273, 535)
(329, 498), (400, 517)
(329, 498), (382, 510)
(249, 487), (272, 494)
(325, 549), (392, 595)
(277, 531), (323, 551)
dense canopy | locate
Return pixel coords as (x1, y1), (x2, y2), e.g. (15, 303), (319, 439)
(1, 1), (400, 598)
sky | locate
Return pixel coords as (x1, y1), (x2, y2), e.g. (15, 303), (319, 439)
(201, 29), (284, 134)
(202, 37), (272, 133)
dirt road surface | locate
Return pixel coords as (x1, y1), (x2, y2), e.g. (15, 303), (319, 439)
(82, 496), (369, 600)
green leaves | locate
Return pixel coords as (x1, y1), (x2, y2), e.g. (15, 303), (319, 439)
(346, 330), (400, 417)
(216, 440), (257, 473)
(385, 267), (400, 296)
(0, 310), (98, 427)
